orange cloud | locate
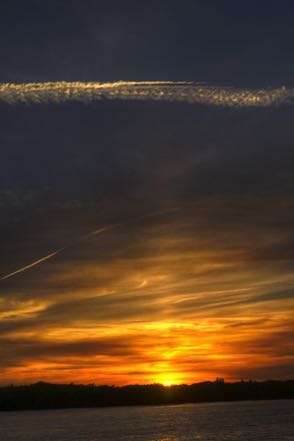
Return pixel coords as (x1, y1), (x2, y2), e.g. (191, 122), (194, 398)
(0, 207), (293, 385)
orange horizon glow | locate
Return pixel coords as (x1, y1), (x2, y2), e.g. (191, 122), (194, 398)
(1, 212), (294, 386)
(0, 311), (293, 386)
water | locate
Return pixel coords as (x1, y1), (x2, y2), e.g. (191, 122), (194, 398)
(0, 400), (293, 441)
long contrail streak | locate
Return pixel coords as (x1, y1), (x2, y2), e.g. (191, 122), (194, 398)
(0, 208), (180, 282)
(0, 250), (63, 281)
(0, 81), (292, 107)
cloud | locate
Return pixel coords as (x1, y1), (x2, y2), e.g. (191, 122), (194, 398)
(0, 81), (292, 107)
(0, 204), (293, 384)
(0, 85), (293, 385)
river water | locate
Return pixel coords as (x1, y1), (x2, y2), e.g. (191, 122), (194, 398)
(0, 400), (293, 441)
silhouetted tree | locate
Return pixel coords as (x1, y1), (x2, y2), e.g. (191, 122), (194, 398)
(0, 380), (293, 411)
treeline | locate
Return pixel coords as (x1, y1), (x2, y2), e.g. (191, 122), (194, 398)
(0, 380), (293, 411)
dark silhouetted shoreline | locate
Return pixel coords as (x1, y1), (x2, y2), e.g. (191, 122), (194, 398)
(0, 380), (294, 411)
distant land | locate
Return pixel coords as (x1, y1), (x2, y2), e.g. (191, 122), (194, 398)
(0, 380), (294, 411)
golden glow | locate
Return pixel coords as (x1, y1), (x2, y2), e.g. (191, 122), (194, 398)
(0, 213), (294, 386)
(163, 380), (173, 387)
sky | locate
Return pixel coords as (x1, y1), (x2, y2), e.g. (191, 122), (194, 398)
(0, 0), (293, 386)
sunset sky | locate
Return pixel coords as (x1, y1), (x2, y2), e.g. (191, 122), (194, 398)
(0, 1), (293, 386)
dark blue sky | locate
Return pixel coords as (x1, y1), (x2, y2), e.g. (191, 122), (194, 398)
(1, 1), (294, 86)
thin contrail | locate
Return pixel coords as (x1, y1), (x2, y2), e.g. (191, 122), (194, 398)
(0, 81), (292, 107)
(0, 208), (180, 282)
(0, 250), (63, 281)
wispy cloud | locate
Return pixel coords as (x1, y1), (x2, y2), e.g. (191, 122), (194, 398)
(1, 80), (293, 385)
(0, 81), (292, 107)
(1, 205), (294, 384)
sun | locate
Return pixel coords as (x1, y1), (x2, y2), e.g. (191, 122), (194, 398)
(156, 375), (178, 387)
(153, 370), (182, 387)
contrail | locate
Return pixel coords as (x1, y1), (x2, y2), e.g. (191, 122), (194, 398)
(0, 207), (180, 282)
(0, 250), (63, 281)
(0, 81), (292, 107)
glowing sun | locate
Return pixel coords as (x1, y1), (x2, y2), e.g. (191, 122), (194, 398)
(163, 380), (173, 387)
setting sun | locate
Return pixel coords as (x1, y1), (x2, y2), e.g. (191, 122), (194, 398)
(163, 380), (173, 387)
(154, 371), (182, 387)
